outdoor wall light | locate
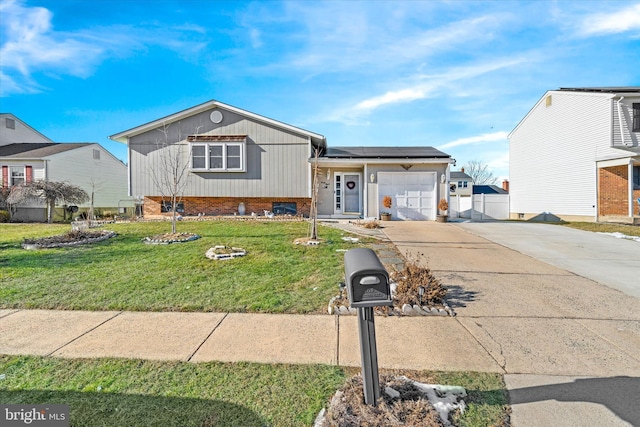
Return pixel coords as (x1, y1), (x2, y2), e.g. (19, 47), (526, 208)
(326, 169), (331, 180)
(370, 173), (375, 183)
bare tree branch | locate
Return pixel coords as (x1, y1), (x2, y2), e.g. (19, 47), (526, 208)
(148, 122), (198, 234)
(463, 160), (498, 185)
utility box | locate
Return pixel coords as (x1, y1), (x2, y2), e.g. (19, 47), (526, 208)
(344, 248), (392, 308)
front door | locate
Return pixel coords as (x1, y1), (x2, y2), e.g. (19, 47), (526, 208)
(335, 173), (361, 215)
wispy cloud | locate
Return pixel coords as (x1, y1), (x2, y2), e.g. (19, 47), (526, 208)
(0, 0), (209, 96)
(336, 56), (528, 121)
(575, 3), (640, 37)
(439, 131), (509, 150)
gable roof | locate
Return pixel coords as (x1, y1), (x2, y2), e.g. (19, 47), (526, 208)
(109, 99), (327, 148)
(450, 171), (472, 180)
(322, 146), (450, 159)
(558, 87), (640, 94)
(0, 113), (53, 144)
(473, 185), (508, 194)
(0, 143), (91, 158)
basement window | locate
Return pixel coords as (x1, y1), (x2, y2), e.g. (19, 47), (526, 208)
(161, 201), (184, 213)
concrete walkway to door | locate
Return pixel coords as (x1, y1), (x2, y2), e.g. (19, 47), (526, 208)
(381, 221), (640, 427)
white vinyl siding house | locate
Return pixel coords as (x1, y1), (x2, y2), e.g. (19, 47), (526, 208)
(1, 143), (128, 221)
(0, 113), (52, 146)
(509, 87), (640, 223)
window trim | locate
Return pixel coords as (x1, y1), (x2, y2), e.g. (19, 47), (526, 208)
(190, 142), (245, 172)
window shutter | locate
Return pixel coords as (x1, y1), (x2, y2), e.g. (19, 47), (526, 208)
(25, 166), (33, 183)
(2, 166), (7, 188)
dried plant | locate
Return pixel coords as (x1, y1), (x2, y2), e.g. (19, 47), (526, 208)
(322, 375), (445, 426)
(438, 198), (448, 213)
(383, 195), (393, 209)
(392, 257), (446, 307)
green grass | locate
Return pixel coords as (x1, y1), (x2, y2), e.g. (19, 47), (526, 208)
(0, 355), (346, 427)
(0, 221), (370, 314)
(559, 221), (640, 237)
(0, 356), (509, 427)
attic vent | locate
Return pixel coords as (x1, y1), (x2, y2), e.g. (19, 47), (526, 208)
(93, 149), (100, 160)
(545, 95), (552, 107)
(5, 118), (15, 129)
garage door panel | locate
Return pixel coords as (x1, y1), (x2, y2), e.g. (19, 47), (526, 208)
(378, 172), (436, 220)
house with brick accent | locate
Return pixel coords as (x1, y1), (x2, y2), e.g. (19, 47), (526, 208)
(1, 113), (128, 222)
(110, 100), (455, 220)
(508, 87), (640, 224)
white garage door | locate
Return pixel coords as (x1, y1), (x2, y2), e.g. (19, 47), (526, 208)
(378, 172), (437, 220)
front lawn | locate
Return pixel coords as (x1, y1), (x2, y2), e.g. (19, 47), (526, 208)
(560, 221), (640, 237)
(0, 221), (369, 314)
(0, 356), (509, 427)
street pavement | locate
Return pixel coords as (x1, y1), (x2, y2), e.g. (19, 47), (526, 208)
(1, 220), (639, 426)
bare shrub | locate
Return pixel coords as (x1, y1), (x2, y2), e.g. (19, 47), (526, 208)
(392, 258), (446, 308)
(359, 219), (381, 229)
(321, 375), (445, 427)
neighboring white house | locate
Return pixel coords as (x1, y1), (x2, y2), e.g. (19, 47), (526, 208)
(1, 114), (129, 222)
(110, 100), (455, 220)
(449, 169), (473, 196)
(509, 87), (640, 224)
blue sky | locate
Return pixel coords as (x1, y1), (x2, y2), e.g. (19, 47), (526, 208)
(1, 0), (639, 180)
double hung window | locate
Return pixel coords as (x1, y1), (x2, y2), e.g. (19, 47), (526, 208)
(190, 140), (245, 172)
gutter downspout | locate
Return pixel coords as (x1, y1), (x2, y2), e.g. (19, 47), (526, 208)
(616, 97), (626, 146)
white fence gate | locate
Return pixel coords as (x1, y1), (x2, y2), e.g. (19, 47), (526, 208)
(449, 195), (472, 219)
(450, 194), (509, 221)
(471, 194), (510, 220)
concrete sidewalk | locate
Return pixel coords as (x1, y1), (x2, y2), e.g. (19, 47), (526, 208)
(2, 220), (639, 426)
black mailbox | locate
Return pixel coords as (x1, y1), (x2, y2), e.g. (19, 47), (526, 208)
(344, 248), (392, 308)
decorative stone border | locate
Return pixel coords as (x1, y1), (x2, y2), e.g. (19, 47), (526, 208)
(143, 233), (200, 245)
(22, 231), (117, 250)
(327, 284), (456, 317)
(205, 246), (247, 260)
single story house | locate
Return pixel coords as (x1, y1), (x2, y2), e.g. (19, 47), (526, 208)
(509, 87), (640, 224)
(1, 114), (128, 222)
(109, 100), (454, 220)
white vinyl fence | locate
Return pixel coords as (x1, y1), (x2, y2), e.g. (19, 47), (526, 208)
(450, 194), (510, 221)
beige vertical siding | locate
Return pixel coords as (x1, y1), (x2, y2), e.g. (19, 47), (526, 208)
(129, 108), (312, 198)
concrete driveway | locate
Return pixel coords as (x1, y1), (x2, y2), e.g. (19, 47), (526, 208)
(381, 221), (640, 427)
(456, 221), (640, 298)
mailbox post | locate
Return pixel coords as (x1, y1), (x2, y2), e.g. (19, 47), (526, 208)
(344, 248), (393, 406)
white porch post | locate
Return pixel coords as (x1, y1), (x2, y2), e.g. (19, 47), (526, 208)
(629, 161), (634, 218)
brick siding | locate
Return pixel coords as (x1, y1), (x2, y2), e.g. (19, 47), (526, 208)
(598, 166), (628, 216)
(143, 196), (312, 217)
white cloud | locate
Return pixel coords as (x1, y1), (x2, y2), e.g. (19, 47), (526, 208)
(0, 0), (210, 96)
(337, 56), (528, 120)
(439, 131), (509, 150)
(576, 3), (640, 37)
